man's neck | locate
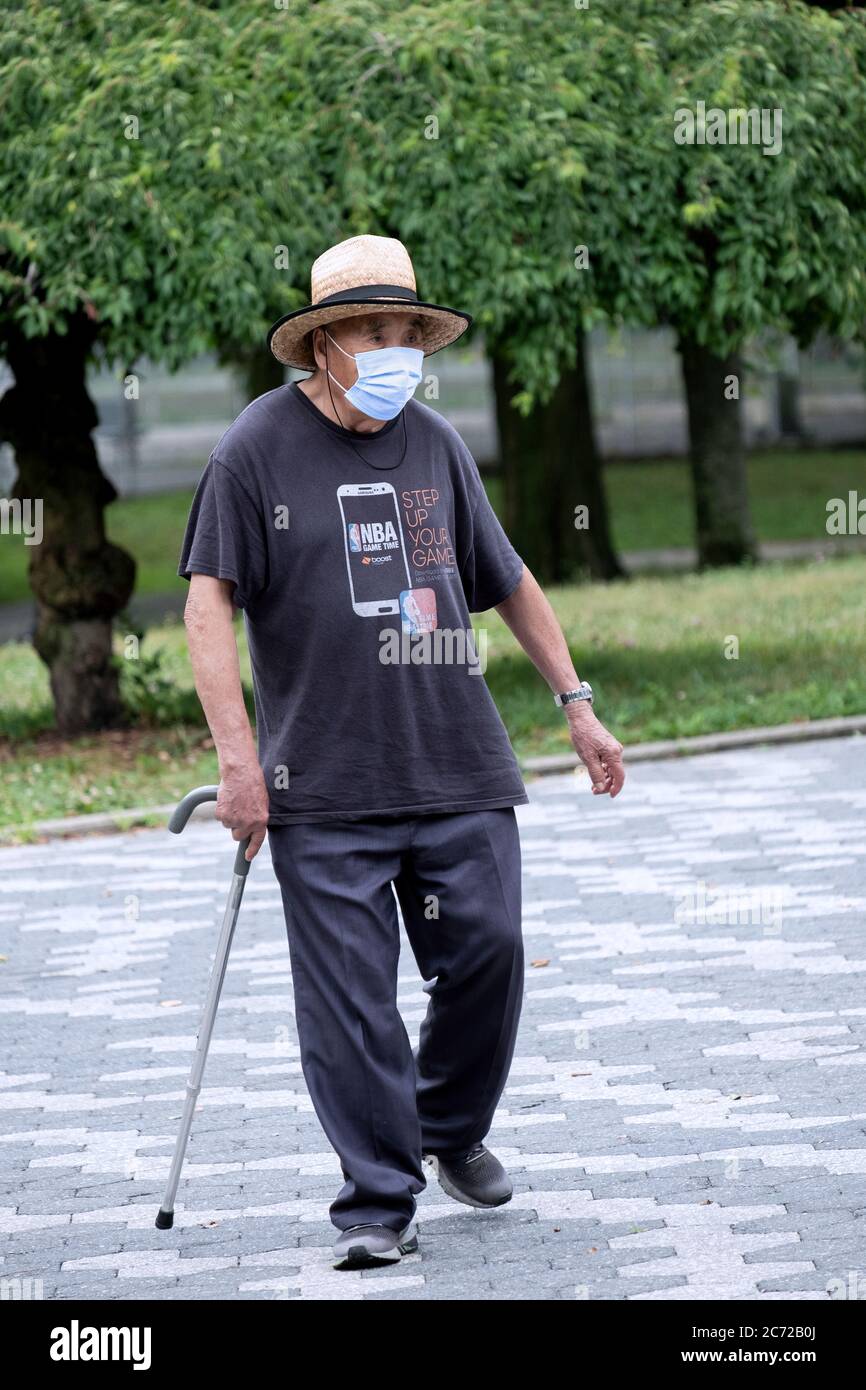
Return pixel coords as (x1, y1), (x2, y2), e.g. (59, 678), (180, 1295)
(297, 373), (388, 434)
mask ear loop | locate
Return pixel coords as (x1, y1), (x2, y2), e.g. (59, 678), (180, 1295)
(323, 328), (351, 431)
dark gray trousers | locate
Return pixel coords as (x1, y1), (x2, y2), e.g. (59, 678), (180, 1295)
(267, 807), (523, 1233)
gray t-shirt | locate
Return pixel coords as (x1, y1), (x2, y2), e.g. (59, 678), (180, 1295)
(178, 381), (529, 823)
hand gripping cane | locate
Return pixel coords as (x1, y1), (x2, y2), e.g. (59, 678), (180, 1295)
(155, 785), (252, 1230)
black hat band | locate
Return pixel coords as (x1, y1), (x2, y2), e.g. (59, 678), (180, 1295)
(316, 284), (419, 306)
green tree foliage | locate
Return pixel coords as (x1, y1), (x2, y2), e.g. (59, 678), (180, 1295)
(283, 0), (626, 579)
(0, 1), (324, 366)
(0, 1), (323, 732)
(2, 0), (865, 733)
(588, 0), (866, 564)
(286, 0), (866, 572)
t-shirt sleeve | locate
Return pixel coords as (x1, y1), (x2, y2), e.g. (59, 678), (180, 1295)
(458, 454), (525, 613)
(177, 453), (268, 611)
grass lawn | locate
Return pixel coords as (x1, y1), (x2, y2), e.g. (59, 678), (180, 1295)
(605, 448), (866, 554)
(0, 488), (198, 604)
(0, 448), (864, 604)
(1, 551), (864, 839)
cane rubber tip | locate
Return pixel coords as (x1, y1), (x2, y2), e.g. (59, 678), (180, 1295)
(155, 1209), (174, 1229)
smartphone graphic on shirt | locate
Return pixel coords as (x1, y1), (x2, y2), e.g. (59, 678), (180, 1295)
(338, 482), (412, 616)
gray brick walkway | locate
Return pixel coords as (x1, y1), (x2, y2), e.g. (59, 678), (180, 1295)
(2, 733), (865, 1300)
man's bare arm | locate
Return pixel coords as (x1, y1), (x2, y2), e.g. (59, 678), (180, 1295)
(494, 566), (625, 798)
(183, 573), (270, 858)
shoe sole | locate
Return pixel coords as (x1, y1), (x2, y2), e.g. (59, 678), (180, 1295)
(333, 1230), (419, 1271)
(423, 1154), (513, 1209)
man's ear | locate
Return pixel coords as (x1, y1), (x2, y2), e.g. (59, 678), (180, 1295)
(310, 325), (327, 372)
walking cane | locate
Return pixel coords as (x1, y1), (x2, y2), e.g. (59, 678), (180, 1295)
(155, 785), (252, 1230)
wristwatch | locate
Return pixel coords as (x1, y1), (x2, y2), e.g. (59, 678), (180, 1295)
(554, 680), (593, 708)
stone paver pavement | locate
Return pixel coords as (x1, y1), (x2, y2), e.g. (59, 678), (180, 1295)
(2, 733), (865, 1301)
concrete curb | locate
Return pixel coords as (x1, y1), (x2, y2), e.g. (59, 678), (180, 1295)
(2, 715), (865, 844)
(522, 713), (866, 775)
(0, 797), (217, 845)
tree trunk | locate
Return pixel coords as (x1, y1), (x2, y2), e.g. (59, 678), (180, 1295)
(491, 327), (624, 583)
(0, 316), (135, 734)
(677, 332), (758, 568)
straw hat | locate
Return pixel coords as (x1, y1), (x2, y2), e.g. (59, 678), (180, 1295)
(267, 234), (473, 371)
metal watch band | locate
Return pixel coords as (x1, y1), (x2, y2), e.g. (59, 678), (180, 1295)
(554, 681), (593, 708)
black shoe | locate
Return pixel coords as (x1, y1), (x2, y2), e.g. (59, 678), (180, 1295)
(332, 1221), (419, 1270)
(422, 1143), (513, 1208)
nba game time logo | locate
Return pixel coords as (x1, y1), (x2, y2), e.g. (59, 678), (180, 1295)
(347, 521), (398, 550)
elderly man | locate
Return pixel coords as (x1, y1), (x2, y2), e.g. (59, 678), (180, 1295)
(178, 234), (625, 1270)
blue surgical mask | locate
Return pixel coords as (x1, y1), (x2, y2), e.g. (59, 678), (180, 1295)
(326, 330), (424, 420)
